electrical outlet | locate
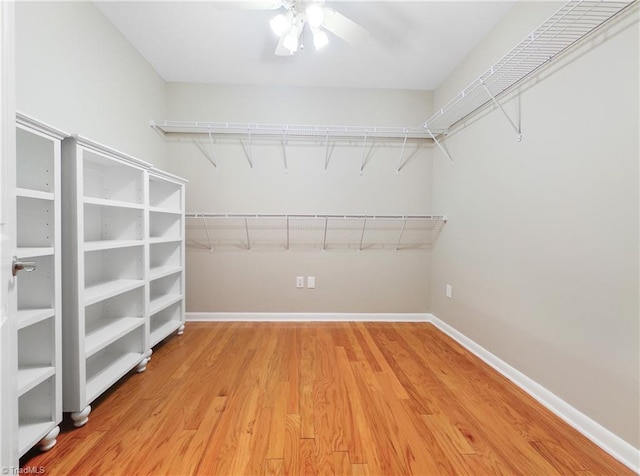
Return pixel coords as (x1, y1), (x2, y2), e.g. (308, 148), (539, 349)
(446, 284), (452, 298)
(307, 276), (316, 289)
(296, 276), (304, 288)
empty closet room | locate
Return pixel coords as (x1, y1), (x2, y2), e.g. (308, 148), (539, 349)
(1, 0), (638, 474)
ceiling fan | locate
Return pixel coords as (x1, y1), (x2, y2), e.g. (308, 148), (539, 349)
(240, 1), (370, 56)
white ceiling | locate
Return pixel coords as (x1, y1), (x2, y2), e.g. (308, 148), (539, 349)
(95, 1), (516, 91)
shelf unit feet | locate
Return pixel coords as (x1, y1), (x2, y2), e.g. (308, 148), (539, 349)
(147, 348), (153, 361)
(136, 357), (149, 373)
(177, 324), (185, 336)
(38, 425), (60, 451)
(71, 406), (91, 427)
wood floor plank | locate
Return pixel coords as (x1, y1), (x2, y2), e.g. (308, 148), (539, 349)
(285, 327), (300, 415)
(334, 346), (376, 468)
(354, 322), (409, 399)
(283, 413), (300, 476)
(332, 451), (352, 476)
(264, 458), (284, 476)
(312, 328), (340, 474)
(351, 463), (370, 476)
(175, 396), (227, 475)
(299, 324), (316, 439)
(299, 438), (317, 475)
(21, 322), (634, 476)
(348, 358), (411, 475)
(265, 383), (288, 460)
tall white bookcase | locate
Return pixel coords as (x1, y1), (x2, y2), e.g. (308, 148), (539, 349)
(61, 136), (187, 427)
(147, 169), (186, 349)
(61, 136), (149, 427)
(13, 113), (64, 457)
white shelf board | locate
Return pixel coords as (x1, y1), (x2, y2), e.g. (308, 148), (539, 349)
(16, 188), (54, 201)
(149, 265), (183, 282)
(15, 247), (54, 259)
(85, 317), (145, 358)
(83, 240), (144, 252)
(86, 352), (144, 404)
(149, 294), (182, 316)
(83, 196), (145, 210)
(150, 320), (182, 348)
(149, 237), (183, 245)
(17, 308), (55, 330)
(149, 206), (182, 215)
(17, 366), (56, 396)
(84, 279), (145, 306)
(18, 420), (57, 457)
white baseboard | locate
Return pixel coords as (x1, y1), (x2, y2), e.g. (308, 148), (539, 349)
(426, 313), (640, 473)
(186, 312), (430, 322)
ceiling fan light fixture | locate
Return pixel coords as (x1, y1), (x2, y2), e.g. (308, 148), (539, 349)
(311, 27), (328, 50)
(270, 13), (291, 37)
(306, 4), (325, 28)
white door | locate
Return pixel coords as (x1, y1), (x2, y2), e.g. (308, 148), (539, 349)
(0, 0), (17, 469)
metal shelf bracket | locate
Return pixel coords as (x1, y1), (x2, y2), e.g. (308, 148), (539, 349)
(202, 216), (214, 252)
(360, 130), (369, 175)
(396, 131), (409, 173)
(425, 127), (454, 163)
(191, 134), (218, 168)
(244, 217), (251, 250)
(241, 128), (254, 169)
(282, 129), (289, 173)
(208, 129), (219, 167)
(324, 130), (332, 172)
(358, 216), (368, 251)
(481, 82), (523, 141)
(395, 218), (408, 252)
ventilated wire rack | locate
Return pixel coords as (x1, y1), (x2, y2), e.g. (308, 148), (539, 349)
(151, 121), (433, 140)
(424, 0), (634, 136)
(185, 214), (447, 252)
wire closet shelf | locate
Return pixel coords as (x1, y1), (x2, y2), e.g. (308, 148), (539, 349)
(423, 0), (635, 137)
(186, 213), (447, 252)
(151, 121), (434, 141)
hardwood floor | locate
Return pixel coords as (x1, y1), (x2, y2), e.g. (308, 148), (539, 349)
(22, 322), (633, 475)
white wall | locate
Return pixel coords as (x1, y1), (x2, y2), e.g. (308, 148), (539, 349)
(15, 1), (167, 168)
(432, 1), (639, 449)
(166, 83), (435, 313)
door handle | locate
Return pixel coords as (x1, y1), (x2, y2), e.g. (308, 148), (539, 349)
(12, 256), (36, 277)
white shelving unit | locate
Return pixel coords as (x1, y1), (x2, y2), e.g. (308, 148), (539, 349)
(60, 137), (187, 427)
(186, 213), (447, 252)
(147, 169), (186, 348)
(61, 136), (150, 427)
(13, 113), (65, 457)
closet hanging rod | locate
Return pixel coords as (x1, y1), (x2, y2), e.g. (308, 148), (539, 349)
(424, 0), (635, 136)
(151, 121), (434, 141)
(186, 213), (447, 221)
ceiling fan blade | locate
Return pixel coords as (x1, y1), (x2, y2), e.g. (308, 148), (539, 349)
(275, 35), (292, 56)
(322, 8), (369, 46)
(216, 1), (283, 10)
